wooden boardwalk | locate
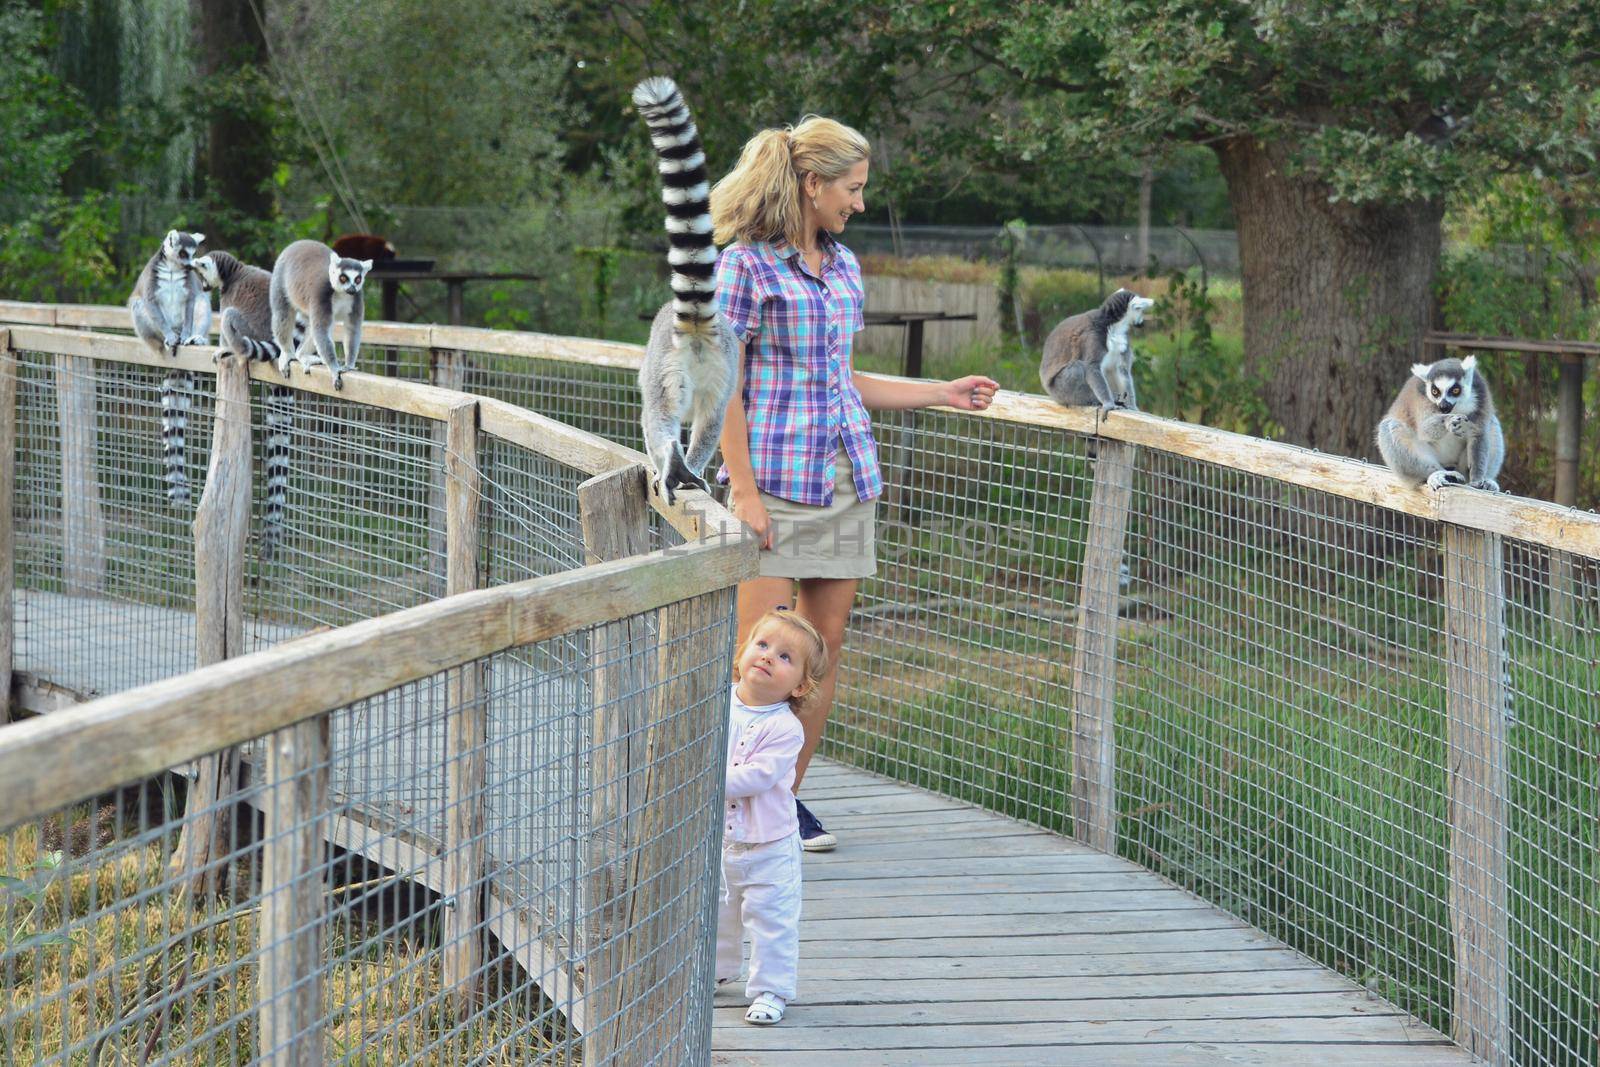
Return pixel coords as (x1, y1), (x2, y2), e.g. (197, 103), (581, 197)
(12, 592), (1478, 1065)
(713, 760), (1480, 1067)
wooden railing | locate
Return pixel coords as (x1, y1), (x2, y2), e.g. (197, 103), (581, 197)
(0, 318), (755, 1064)
(5, 299), (1600, 1065)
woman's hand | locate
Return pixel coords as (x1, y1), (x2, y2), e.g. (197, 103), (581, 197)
(728, 483), (774, 550)
(941, 375), (999, 412)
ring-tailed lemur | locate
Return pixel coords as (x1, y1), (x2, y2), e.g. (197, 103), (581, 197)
(632, 76), (737, 505)
(194, 251), (305, 559)
(1039, 288), (1155, 413)
(128, 230), (210, 504)
(1376, 355), (1504, 492)
(269, 240), (371, 391)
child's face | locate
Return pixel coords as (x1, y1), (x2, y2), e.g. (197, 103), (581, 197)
(736, 622), (811, 707)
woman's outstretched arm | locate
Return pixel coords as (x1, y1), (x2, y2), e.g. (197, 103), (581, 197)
(853, 371), (999, 412)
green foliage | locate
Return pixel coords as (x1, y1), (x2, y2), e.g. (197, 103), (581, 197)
(1139, 269), (1275, 436)
(0, 191), (123, 303)
(269, 0), (571, 212)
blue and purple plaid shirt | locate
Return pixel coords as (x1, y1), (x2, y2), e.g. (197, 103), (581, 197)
(715, 234), (883, 506)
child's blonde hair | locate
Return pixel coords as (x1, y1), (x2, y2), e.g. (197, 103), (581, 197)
(709, 116), (870, 248)
(732, 607), (830, 712)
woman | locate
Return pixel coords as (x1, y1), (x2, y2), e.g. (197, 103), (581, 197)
(711, 115), (998, 851)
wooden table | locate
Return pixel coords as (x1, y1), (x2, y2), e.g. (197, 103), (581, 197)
(866, 309), (978, 378)
(369, 269), (542, 326)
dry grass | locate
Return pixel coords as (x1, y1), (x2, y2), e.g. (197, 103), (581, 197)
(0, 822), (572, 1065)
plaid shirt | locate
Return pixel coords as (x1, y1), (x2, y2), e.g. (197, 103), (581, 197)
(715, 234), (883, 506)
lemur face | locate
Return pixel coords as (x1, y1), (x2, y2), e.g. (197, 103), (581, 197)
(163, 230), (204, 268)
(1411, 356), (1478, 415)
(327, 252), (373, 295)
(192, 254), (221, 293)
(1128, 296), (1155, 328)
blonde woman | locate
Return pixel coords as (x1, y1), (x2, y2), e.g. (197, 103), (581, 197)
(712, 116), (998, 851)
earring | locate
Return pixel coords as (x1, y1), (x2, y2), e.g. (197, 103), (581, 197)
(811, 198), (819, 211)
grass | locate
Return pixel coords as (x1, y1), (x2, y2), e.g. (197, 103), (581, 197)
(0, 818), (573, 1065)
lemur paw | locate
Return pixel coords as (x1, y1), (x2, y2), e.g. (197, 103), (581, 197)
(1425, 469), (1466, 490)
(1446, 414), (1476, 438)
(1470, 478), (1501, 493)
(332, 371), (344, 391)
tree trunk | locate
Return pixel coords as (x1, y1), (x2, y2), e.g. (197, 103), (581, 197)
(195, 0), (274, 244)
(1215, 137), (1444, 458)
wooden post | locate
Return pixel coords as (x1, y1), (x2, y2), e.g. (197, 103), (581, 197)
(577, 464), (652, 1063)
(1069, 437), (1134, 854)
(446, 279), (466, 326)
(427, 348), (467, 595)
(56, 353), (104, 595)
(1549, 351), (1585, 626)
(257, 712), (330, 1067)
(0, 332), (14, 724)
(440, 398), (485, 1013)
(170, 355), (251, 896)
(1442, 524), (1510, 1066)
(613, 593), (720, 1058)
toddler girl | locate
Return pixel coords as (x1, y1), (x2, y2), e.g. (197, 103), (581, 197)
(716, 607), (828, 1025)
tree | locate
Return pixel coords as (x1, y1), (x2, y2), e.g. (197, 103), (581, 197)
(195, 0), (275, 251)
(587, 1), (1600, 455)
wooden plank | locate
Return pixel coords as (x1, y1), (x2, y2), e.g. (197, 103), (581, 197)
(801, 854), (1136, 882)
(803, 951), (1332, 983)
(1071, 440), (1134, 853)
(0, 536), (751, 826)
(477, 394), (640, 476)
(256, 714), (330, 1067)
(0, 334), (13, 723)
(577, 463), (654, 1061)
(428, 323), (646, 371)
(715, 991), (1406, 1025)
(801, 908), (1245, 941)
(440, 399), (485, 1013)
(793, 973), (1360, 1006)
(170, 354), (251, 896)
(796, 834), (1096, 864)
(1441, 524), (1510, 1066)
(801, 926), (1278, 960)
(711, 1043), (1475, 1067)
(802, 889), (1209, 920)
(803, 870), (1180, 899)
(0, 302), (59, 326)
(426, 348), (468, 594)
(1426, 331), (1600, 357)
(56, 352), (104, 595)
(709, 1013), (1447, 1050)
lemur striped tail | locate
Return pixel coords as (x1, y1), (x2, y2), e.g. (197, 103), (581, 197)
(223, 309), (302, 560)
(160, 371), (192, 505)
(632, 77), (715, 336)
(261, 384), (293, 560)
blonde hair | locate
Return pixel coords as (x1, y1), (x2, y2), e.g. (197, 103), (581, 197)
(732, 608), (830, 712)
(710, 116), (870, 247)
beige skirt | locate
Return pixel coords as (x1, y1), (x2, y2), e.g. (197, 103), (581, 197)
(757, 447), (878, 580)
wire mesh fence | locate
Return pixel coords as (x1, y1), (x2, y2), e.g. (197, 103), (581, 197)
(0, 589), (736, 1065)
(351, 338), (1600, 1066)
(6, 313), (1600, 1064)
(1, 328), (749, 1064)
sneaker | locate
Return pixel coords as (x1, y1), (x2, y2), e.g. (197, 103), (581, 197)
(795, 798), (837, 852)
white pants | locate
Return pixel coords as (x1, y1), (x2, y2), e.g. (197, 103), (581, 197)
(716, 832), (801, 1000)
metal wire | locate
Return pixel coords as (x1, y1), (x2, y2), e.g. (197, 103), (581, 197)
(2, 339), (740, 1064)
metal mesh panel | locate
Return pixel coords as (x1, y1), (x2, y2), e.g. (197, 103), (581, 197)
(0, 589), (736, 1065)
(243, 388), (444, 640)
(13, 350), (214, 694)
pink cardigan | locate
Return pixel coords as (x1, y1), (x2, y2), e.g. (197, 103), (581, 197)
(723, 694), (804, 844)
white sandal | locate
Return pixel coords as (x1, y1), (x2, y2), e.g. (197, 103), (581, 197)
(744, 991), (786, 1025)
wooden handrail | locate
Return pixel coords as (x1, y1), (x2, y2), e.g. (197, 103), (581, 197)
(5, 307), (1597, 558)
(0, 534), (754, 827)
